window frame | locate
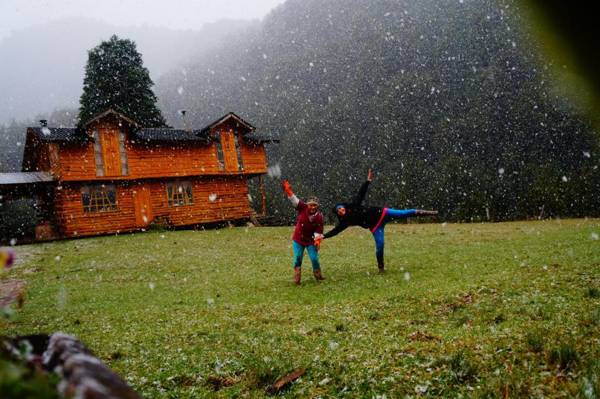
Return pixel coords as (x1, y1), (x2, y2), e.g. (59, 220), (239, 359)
(81, 184), (118, 213)
(166, 181), (194, 207)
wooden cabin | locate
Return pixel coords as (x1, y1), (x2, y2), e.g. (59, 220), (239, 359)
(2, 109), (277, 240)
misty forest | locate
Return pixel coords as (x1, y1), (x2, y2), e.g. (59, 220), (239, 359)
(1, 0), (600, 398)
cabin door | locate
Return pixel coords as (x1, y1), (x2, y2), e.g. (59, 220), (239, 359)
(133, 186), (153, 227)
(100, 128), (122, 177)
(220, 130), (240, 172)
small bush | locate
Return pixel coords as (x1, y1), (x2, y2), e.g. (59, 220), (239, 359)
(0, 358), (59, 399)
(591, 308), (600, 326)
(0, 199), (40, 242)
(525, 331), (545, 353)
(586, 287), (600, 298)
(547, 343), (579, 371)
(447, 351), (478, 383)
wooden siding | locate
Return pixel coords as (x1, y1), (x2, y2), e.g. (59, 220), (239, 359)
(53, 177), (253, 237)
(240, 141), (268, 174)
(57, 126), (267, 181)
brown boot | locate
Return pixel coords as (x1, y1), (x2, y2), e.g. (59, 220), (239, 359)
(294, 267), (301, 285)
(313, 269), (325, 281)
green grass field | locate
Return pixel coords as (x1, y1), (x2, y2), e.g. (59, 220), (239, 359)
(2, 219), (600, 398)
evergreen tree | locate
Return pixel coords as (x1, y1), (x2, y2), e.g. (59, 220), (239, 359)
(78, 35), (167, 127)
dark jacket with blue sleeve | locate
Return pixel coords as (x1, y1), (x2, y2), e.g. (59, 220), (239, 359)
(323, 180), (385, 238)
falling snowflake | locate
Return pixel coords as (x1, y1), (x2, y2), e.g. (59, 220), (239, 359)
(209, 193), (217, 202)
(177, 86), (184, 95)
(57, 286), (67, 309)
(498, 168), (505, 175)
(583, 151), (591, 158)
(207, 298), (215, 305)
(561, 176), (568, 182)
(415, 385), (428, 394)
(41, 127), (51, 136)
(149, 282), (156, 290)
(404, 272), (411, 281)
(267, 164), (282, 178)
(592, 232), (599, 241)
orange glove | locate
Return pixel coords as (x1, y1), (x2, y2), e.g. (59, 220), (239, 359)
(315, 238), (323, 252)
(282, 179), (294, 197)
(314, 234), (323, 251)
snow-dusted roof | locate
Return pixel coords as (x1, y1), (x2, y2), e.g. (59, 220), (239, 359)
(132, 128), (211, 143)
(28, 127), (88, 142)
(0, 172), (55, 185)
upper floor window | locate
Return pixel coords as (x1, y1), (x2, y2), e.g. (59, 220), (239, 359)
(82, 184), (117, 212)
(93, 130), (104, 177)
(118, 129), (129, 175)
(215, 136), (225, 170)
(166, 181), (193, 207)
(234, 134), (244, 171)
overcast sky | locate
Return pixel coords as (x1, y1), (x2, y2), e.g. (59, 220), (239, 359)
(0, 0), (286, 40)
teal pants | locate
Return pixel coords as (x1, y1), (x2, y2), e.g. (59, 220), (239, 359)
(292, 241), (321, 270)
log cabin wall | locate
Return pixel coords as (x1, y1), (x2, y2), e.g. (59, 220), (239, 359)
(57, 121), (267, 181)
(54, 176), (252, 237)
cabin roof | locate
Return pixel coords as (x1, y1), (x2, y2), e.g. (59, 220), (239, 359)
(26, 111), (277, 144)
(28, 127), (88, 142)
(0, 171), (55, 185)
(132, 128), (211, 143)
(198, 112), (256, 134)
(84, 108), (141, 128)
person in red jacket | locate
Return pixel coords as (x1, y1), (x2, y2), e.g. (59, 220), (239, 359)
(282, 179), (325, 285)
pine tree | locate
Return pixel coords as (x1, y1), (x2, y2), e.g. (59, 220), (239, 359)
(78, 35), (167, 127)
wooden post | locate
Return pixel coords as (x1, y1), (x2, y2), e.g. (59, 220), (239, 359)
(259, 175), (267, 216)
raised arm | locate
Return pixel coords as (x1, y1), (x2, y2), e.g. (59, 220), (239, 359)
(282, 179), (302, 209)
(352, 169), (373, 205)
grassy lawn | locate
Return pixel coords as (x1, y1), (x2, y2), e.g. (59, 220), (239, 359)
(2, 219), (600, 398)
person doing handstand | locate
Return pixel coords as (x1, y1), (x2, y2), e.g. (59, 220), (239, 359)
(323, 169), (437, 273)
(282, 179), (325, 285)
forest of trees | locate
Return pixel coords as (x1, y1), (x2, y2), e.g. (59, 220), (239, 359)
(1, 0), (599, 223)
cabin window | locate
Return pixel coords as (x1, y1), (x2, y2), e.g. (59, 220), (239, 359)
(81, 184), (117, 212)
(234, 134), (244, 171)
(215, 135), (225, 170)
(166, 181), (193, 207)
(92, 130), (104, 176)
(118, 129), (129, 175)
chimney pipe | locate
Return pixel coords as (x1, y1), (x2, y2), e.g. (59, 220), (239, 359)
(39, 119), (48, 127)
(179, 110), (190, 131)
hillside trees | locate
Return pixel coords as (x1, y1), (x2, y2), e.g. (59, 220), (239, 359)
(78, 35), (166, 127)
(156, 0), (600, 221)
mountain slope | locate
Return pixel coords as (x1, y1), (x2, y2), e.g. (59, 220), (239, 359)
(156, 0), (600, 220)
